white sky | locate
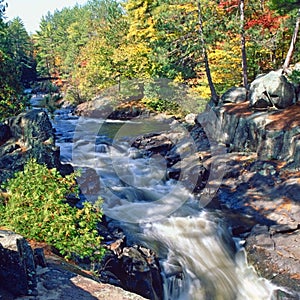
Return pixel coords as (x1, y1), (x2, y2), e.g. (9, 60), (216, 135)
(5, 0), (89, 34)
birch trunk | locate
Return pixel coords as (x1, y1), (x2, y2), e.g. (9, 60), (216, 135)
(283, 8), (300, 70)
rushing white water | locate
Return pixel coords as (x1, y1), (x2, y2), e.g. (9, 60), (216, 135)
(141, 214), (275, 300)
(52, 110), (277, 300)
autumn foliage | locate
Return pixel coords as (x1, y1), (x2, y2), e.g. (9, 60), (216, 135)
(0, 0), (299, 114)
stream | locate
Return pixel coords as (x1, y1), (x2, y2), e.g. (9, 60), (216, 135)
(52, 106), (277, 300)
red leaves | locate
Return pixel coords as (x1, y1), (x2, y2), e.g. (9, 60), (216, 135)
(219, 0), (239, 12)
(245, 11), (284, 32)
(219, 1), (286, 33)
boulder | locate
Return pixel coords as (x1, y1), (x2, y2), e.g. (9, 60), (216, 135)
(132, 132), (173, 155)
(100, 244), (163, 300)
(249, 70), (296, 109)
(221, 87), (247, 104)
(0, 109), (73, 185)
(0, 230), (38, 297)
(8, 109), (54, 148)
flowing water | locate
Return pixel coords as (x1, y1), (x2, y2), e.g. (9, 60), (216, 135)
(52, 108), (277, 300)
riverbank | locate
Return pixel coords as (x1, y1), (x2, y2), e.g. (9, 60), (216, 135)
(1, 76), (299, 298)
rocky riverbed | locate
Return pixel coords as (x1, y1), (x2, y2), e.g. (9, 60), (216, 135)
(0, 69), (300, 299)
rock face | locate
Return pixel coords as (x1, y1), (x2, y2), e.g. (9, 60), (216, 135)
(0, 230), (147, 300)
(205, 101), (300, 168)
(0, 109), (72, 185)
(245, 225), (300, 297)
(249, 70), (296, 109)
(0, 230), (37, 297)
(195, 77), (300, 298)
(97, 223), (164, 300)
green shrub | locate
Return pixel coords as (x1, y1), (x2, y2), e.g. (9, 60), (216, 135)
(288, 69), (300, 84)
(0, 159), (105, 261)
(142, 97), (180, 113)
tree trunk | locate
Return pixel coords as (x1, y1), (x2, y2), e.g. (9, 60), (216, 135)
(197, 0), (218, 104)
(240, 0), (248, 87)
(283, 8), (300, 70)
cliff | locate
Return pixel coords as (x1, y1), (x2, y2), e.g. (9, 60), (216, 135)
(208, 101), (300, 168)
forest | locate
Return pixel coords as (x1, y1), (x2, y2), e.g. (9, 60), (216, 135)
(0, 0), (300, 119)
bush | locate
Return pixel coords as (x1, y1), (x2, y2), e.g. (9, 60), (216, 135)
(142, 97), (180, 113)
(288, 69), (300, 84)
(0, 159), (105, 261)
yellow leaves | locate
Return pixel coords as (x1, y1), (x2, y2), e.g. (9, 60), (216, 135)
(193, 84), (212, 100)
(171, 2), (196, 14)
(126, 0), (158, 41)
(194, 38), (243, 96)
(113, 42), (152, 77)
(174, 73), (184, 83)
(207, 41), (242, 87)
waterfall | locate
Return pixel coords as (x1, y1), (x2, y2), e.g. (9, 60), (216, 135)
(52, 111), (277, 300)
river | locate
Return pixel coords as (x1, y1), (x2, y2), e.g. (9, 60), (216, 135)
(52, 107), (277, 300)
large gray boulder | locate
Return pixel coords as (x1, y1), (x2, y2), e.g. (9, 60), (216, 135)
(8, 109), (54, 148)
(249, 70), (296, 109)
(0, 109), (73, 185)
(204, 99), (300, 168)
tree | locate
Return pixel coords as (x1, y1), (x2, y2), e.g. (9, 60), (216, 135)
(34, 0), (127, 102)
(0, 12), (32, 119)
(5, 17), (36, 84)
(197, 0), (218, 103)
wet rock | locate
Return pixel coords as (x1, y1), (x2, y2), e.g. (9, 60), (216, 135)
(249, 70), (296, 109)
(245, 225), (300, 298)
(34, 248), (47, 268)
(0, 230), (38, 297)
(132, 133), (173, 155)
(100, 244), (163, 300)
(77, 167), (101, 196)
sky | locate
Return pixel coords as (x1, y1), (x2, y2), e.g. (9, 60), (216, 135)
(5, 0), (89, 34)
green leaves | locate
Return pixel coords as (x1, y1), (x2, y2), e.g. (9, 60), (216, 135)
(0, 159), (106, 261)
